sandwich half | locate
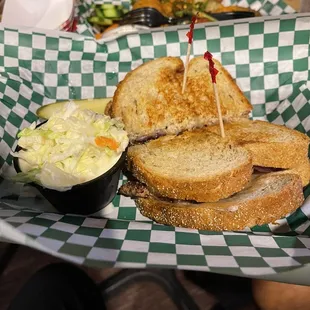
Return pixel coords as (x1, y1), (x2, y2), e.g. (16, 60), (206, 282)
(111, 56), (252, 142)
(127, 130), (253, 202)
(119, 172), (304, 231)
(206, 119), (310, 186)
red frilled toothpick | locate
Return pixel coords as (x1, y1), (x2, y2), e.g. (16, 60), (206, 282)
(204, 51), (225, 138)
(182, 14), (197, 94)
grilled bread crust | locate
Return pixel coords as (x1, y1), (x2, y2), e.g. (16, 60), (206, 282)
(127, 130), (253, 203)
(135, 172), (304, 231)
(206, 119), (310, 186)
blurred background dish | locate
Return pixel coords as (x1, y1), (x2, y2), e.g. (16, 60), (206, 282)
(88, 0), (259, 39)
(131, 0), (259, 19)
(118, 7), (255, 28)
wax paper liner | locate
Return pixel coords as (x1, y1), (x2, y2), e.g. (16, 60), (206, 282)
(0, 14), (310, 277)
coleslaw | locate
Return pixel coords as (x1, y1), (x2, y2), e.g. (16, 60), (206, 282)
(12, 102), (129, 191)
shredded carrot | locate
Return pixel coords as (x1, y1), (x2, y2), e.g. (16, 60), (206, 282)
(103, 23), (119, 33)
(95, 33), (103, 40)
(95, 24), (119, 40)
(95, 136), (119, 150)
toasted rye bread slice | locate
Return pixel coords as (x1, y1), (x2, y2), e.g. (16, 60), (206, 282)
(206, 119), (310, 186)
(112, 56), (252, 142)
(132, 172), (304, 231)
(127, 130), (253, 202)
(290, 160), (310, 187)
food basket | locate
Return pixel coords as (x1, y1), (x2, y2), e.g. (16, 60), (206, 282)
(0, 6), (310, 277)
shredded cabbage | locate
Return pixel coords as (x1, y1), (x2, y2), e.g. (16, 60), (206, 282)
(12, 101), (129, 191)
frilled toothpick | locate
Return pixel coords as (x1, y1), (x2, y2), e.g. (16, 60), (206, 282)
(204, 51), (225, 138)
(182, 14), (198, 94)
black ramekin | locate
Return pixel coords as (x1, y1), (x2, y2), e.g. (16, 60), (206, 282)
(13, 130), (126, 215)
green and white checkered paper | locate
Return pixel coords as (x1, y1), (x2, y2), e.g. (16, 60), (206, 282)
(0, 11), (310, 277)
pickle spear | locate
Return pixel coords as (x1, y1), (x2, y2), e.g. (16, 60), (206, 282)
(36, 98), (112, 119)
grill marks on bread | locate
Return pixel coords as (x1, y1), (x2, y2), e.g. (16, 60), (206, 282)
(112, 57), (252, 142)
(186, 57), (251, 117)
